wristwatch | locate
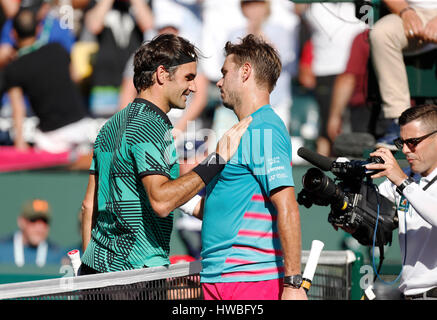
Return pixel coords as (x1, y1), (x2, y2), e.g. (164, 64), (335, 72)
(283, 274), (303, 289)
(396, 178), (414, 195)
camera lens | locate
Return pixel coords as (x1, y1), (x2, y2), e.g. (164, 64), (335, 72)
(303, 168), (335, 194)
(302, 168), (347, 210)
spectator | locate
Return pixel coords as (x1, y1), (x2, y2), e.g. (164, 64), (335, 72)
(199, 0), (245, 86)
(198, 0), (246, 132)
(84, 0), (153, 117)
(326, 29), (380, 158)
(370, 0), (437, 150)
(300, 2), (367, 156)
(212, 0), (300, 135)
(3, 8), (94, 159)
(297, 39), (315, 90)
(0, 199), (65, 267)
(50, 0), (92, 39)
(0, 0), (76, 68)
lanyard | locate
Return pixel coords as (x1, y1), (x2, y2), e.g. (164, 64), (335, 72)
(13, 231), (48, 267)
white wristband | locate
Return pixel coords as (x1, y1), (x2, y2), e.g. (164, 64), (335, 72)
(178, 195), (202, 216)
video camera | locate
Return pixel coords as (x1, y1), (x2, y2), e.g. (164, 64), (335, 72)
(296, 147), (398, 248)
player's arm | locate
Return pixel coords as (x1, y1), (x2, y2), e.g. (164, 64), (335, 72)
(9, 86), (29, 151)
(143, 116), (251, 218)
(142, 171), (204, 218)
(270, 186), (308, 300)
(81, 173), (98, 252)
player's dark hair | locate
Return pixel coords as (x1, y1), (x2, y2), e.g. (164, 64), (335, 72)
(399, 104), (437, 131)
(133, 34), (200, 93)
(224, 34), (282, 93)
(13, 8), (38, 39)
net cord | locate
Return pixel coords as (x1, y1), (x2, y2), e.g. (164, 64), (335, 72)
(0, 250), (355, 300)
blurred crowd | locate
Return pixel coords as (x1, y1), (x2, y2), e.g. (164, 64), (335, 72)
(0, 0), (379, 171)
(0, 0), (436, 275)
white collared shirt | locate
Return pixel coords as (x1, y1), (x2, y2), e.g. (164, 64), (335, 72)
(378, 167), (437, 295)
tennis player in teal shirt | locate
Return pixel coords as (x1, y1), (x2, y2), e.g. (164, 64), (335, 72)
(184, 35), (307, 300)
(201, 103), (294, 280)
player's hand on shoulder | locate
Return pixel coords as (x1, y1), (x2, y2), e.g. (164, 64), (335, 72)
(216, 116), (252, 162)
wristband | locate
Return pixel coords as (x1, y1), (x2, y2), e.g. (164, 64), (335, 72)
(396, 177), (414, 195)
(178, 195), (202, 216)
(192, 152), (226, 185)
(399, 6), (415, 18)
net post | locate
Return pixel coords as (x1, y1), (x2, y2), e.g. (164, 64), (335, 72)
(350, 250), (365, 300)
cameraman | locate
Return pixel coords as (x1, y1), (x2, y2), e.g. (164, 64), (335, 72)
(364, 104), (437, 300)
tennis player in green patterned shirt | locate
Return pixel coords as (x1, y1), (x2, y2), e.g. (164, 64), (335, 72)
(79, 34), (251, 274)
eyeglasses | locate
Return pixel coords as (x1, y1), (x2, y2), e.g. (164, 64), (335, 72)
(393, 130), (437, 150)
(28, 216), (49, 224)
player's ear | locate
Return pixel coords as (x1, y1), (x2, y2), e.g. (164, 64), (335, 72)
(156, 65), (168, 85)
(241, 62), (252, 82)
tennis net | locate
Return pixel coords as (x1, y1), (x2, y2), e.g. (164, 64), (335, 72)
(0, 250), (360, 300)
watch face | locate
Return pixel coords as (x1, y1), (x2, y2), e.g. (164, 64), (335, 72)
(285, 275), (303, 287)
(405, 184), (414, 194)
(294, 275), (303, 285)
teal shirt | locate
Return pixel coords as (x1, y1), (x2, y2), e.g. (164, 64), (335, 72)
(82, 98), (179, 272)
(201, 105), (294, 283)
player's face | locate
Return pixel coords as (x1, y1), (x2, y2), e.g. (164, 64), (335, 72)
(401, 119), (437, 176)
(166, 61), (197, 110)
(216, 54), (242, 110)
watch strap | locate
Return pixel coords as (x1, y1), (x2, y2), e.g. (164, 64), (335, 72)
(396, 178), (414, 195)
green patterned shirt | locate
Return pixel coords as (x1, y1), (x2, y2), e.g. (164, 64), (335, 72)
(82, 98), (179, 272)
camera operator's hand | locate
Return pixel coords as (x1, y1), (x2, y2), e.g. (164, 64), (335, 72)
(366, 148), (408, 186)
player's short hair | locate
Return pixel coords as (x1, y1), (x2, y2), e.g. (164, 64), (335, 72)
(224, 34), (281, 93)
(399, 104), (437, 131)
(13, 9), (38, 39)
(133, 34), (200, 93)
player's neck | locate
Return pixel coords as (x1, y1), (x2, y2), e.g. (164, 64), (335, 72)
(137, 90), (171, 114)
(235, 91), (270, 120)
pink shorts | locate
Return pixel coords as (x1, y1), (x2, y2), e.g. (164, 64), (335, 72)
(202, 278), (283, 300)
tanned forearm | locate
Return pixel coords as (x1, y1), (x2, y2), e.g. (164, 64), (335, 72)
(81, 174), (98, 252)
(383, 0), (410, 14)
(272, 187), (302, 276)
(142, 171), (205, 218)
(270, 186), (307, 300)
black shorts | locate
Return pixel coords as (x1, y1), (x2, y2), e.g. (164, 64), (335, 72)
(78, 263), (101, 276)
